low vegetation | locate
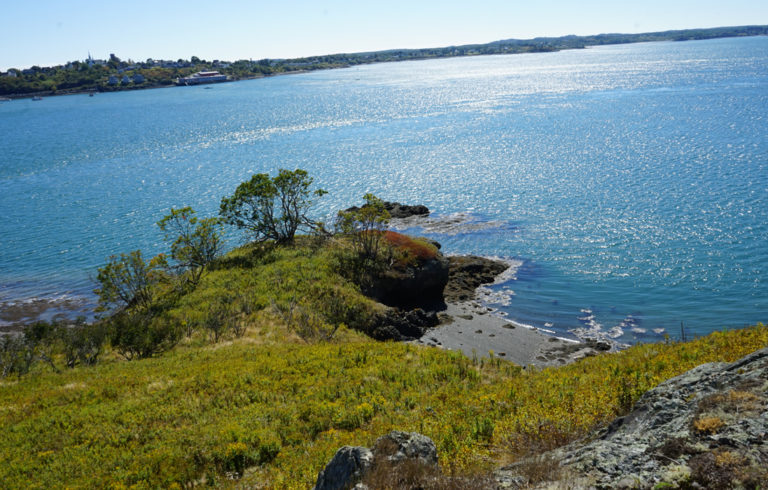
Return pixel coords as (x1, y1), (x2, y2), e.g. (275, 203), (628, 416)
(2, 315), (766, 487)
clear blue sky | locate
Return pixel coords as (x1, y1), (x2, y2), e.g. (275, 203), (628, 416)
(1, 0), (766, 70)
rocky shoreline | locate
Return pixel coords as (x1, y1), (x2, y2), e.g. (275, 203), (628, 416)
(425, 256), (609, 367)
(364, 238), (609, 367)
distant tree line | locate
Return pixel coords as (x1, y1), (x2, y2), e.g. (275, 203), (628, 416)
(2, 25), (766, 97)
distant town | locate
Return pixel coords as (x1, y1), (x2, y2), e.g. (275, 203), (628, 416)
(1, 25), (766, 99)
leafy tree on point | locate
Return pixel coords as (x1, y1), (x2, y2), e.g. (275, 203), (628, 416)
(219, 169), (327, 243)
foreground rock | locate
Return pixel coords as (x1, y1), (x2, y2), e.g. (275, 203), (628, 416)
(496, 348), (768, 488)
(314, 431), (438, 490)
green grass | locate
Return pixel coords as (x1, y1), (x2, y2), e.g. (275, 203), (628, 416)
(162, 237), (384, 342)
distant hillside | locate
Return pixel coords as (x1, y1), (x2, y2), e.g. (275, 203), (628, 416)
(1, 25), (766, 98)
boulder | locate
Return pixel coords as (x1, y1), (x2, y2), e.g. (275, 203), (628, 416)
(314, 446), (373, 490)
(371, 308), (439, 341)
(314, 432), (438, 490)
(372, 431), (438, 467)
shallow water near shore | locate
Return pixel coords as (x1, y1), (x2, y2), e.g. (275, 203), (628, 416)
(1, 37), (766, 343)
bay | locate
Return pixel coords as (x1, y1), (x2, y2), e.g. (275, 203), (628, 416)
(1, 36), (766, 343)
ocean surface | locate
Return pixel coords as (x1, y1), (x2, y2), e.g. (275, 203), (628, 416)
(1, 36), (766, 343)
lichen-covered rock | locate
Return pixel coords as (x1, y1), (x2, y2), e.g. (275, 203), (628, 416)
(496, 348), (768, 489)
(371, 430), (438, 467)
(314, 432), (438, 490)
(313, 445), (373, 490)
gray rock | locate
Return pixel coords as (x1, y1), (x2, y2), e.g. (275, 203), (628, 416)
(496, 347), (768, 489)
(372, 430), (438, 467)
(383, 202), (430, 219)
(313, 445), (373, 490)
(314, 432), (438, 490)
(444, 256), (509, 303)
(372, 308), (439, 341)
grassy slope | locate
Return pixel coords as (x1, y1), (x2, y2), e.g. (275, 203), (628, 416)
(1, 239), (766, 488)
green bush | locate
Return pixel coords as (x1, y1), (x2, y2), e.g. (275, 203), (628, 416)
(109, 310), (181, 360)
(0, 334), (33, 377)
(156, 206), (225, 287)
(61, 320), (108, 368)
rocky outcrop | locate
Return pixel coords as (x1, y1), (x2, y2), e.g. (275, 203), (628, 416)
(367, 254), (450, 309)
(444, 255), (510, 302)
(383, 202), (430, 219)
(314, 431), (438, 490)
(342, 201), (430, 220)
(314, 446), (373, 490)
(496, 348), (768, 489)
(371, 308), (439, 341)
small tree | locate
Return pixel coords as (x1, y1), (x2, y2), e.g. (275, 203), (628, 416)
(0, 335), (34, 378)
(95, 250), (166, 312)
(336, 193), (391, 262)
(219, 169), (327, 244)
(157, 207), (224, 285)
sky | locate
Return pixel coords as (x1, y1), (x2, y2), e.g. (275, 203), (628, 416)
(1, 0), (766, 70)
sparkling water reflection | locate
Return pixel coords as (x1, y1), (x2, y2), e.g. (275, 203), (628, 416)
(1, 37), (766, 342)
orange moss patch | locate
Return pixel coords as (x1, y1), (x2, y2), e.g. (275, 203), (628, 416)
(693, 416), (725, 434)
(383, 231), (438, 261)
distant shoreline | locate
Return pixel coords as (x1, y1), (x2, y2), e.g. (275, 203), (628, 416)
(0, 70), (310, 101)
(2, 25), (766, 100)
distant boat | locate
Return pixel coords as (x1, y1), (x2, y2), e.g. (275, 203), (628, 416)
(176, 71), (229, 86)
(0, 96), (10, 102)
(32, 96), (43, 101)
(89, 93), (95, 97)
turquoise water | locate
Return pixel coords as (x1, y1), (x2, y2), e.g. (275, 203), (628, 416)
(1, 37), (766, 342)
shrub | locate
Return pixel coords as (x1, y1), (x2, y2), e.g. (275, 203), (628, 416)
(156, 207), (225, 287)
(109, 309), (181, 360)
(382, 231), (438, 265)
(61, 320), (108, 367)
(0, 334), (34, 377)
(692, 416), (725, 435)
(95, 250), (167, 312)
(336, 193), (391, 262)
